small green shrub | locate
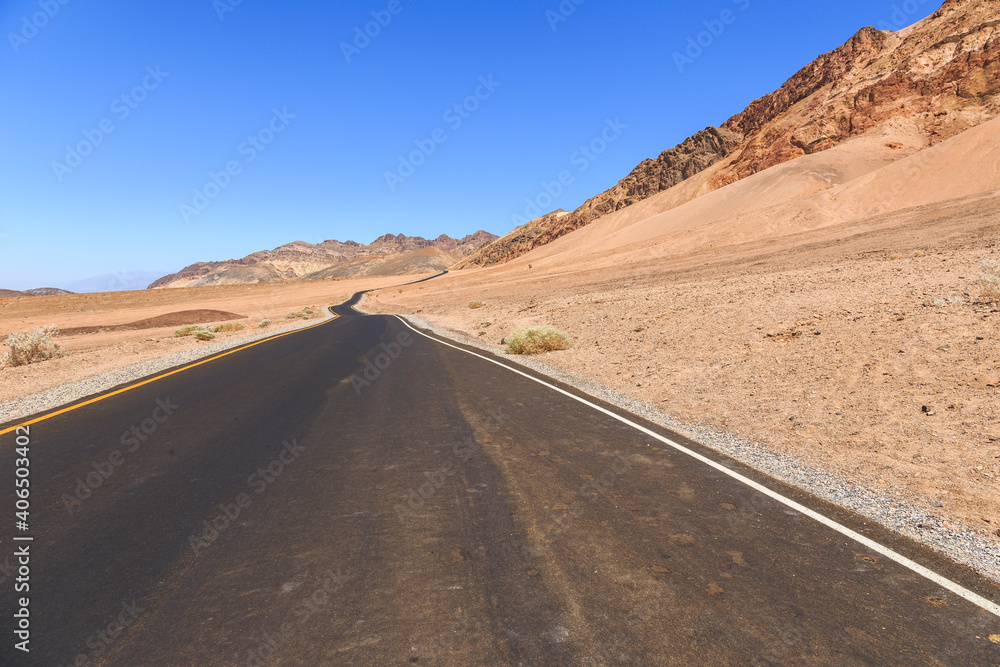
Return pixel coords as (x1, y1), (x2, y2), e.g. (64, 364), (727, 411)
(505, 326), (574, 355)
(468, 301), (484, 309)
(2, 325), (60, 367)
(213, 323), (245, 333)
(195, 330), (215, 341)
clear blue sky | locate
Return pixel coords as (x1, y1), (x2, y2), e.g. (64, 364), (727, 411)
(0, 0), (940, 290)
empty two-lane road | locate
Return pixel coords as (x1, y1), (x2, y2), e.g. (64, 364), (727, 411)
(2, 293), (999, 665)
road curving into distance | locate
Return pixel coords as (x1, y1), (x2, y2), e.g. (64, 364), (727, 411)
(2, 288), (999, 665)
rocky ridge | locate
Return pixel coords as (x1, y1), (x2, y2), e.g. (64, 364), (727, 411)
(149, 231), (497, 289)
(460, 0), (1000, 268)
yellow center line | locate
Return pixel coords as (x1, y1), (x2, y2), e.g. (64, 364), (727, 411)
(0, 308), (340, 436)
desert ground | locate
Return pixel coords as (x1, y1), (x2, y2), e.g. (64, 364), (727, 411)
(0, 275), (415, 404)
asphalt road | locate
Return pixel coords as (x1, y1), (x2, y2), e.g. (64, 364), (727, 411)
(2, 290), (999, 665)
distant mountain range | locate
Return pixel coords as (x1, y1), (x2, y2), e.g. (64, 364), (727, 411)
(0, 287), (75, 298)
(149, 231), (498, 289)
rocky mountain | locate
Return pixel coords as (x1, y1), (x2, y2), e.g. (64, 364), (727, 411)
(456, 128), (740, 270)
(461, 0), (999, 268)
(149, 231), (498, 289)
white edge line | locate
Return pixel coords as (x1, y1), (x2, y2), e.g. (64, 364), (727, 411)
(394, 315), (1000, 619)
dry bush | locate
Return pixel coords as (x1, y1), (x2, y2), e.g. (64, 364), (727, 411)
(258, 319), (272, 328)
(213, 322), (245, 333)
(505, 326), (574, 355)
(468, 301), (485, 309)
(175, 325), (215, 341)
(2, 325), (61, 367)
(980, 259), (1000, 299)
(285, 310), (310, 320)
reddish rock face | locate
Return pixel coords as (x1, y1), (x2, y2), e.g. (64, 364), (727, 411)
(713, 0), (1000, 187)
(464, 0), (999, 269)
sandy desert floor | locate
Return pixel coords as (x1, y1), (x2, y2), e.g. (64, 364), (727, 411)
(363, 195), (1000, 547)
(0, 275), (414, 404)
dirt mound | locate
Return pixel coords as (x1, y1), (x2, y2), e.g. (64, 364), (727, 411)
(60, 310), (246, 336)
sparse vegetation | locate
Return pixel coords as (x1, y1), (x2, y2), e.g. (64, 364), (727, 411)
(174, 325), (204, 337)
(505, 326), (574, 355)
(889, 252), (904, 260)
(2, 325), (61, 367)
(285, 311), (311, 320)
(174, 325), (215, 341)
(980, 259), (1000, 299)
(258, 319), (272, 328)
(303, 306), (315, 315)
(469, 301), (485, 309)
(213, 322), (245, 333)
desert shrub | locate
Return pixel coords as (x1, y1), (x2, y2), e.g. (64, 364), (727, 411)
(174, 325), (204, 337)
(175, 325), (215, 340)
(285, 311), (309, 320)
(213, 323), (245, 333)
(2, 325), (60, 367)
(505, 326), (574, 355)
(889, 252), (904, 260)
(258, 319), (272, 328)
(980, 259), (1000, 299)
(469, 301), (485, 309)
(303, 306), (314, 315)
